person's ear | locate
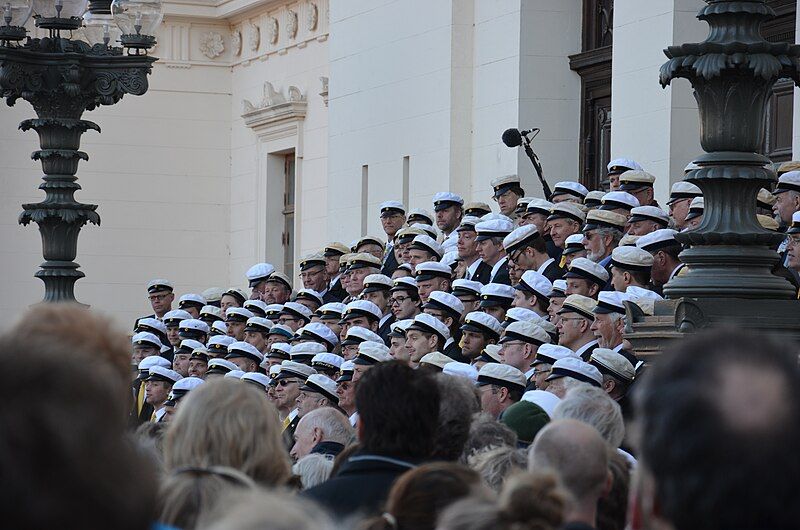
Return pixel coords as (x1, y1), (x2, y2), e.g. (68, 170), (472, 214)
(623, 271), (633, 285)
(444, 316), (454, 330)
(427, 334), (439, 350)
(312, 427), (324, 444)
(589, 283), (600, 297)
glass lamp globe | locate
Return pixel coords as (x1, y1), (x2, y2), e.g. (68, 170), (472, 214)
(31, 0), (87, 19)
(82, 10), (121, 46)
(111, 0), (161, 37)
(1, 0), (32, 28)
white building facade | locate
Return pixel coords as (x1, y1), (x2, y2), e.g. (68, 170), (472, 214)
(0, 0), (797, 327)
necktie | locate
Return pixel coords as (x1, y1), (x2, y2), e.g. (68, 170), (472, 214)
(137, 381), (146, 416)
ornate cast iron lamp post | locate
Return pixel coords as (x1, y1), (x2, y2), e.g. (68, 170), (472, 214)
(624, 0), (800, 354)
(0, 0), (161, 303)
(660, 0), (800, 300)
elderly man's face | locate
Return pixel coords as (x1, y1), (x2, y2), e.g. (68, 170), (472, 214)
(300, 265), (328, 292)
(349, 267), (376, 294)
(148, 290), (174, 316)
(548, 219), (580, 248)
(357, 243), (384, 260)
(628, 220), (660, 236)
(264, 283), (291, 305)
(381, 212), (406, 238)
(290, 418), (320, 461)
(495, 190), (520, 216)
(591, 313), (622, 349)
(669, 198), (693, 229)
(557, 313), (590, 347)
(773, 191), (800, 224)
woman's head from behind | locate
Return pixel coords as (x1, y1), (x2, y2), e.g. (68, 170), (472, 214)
(165, 378), (291, 484)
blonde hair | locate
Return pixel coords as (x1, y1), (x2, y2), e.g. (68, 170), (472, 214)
(160, 379), (292, 528)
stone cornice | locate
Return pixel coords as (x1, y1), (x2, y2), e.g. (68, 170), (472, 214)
(242, 82), (307, 140)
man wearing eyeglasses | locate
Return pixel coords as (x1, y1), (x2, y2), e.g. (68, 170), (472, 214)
(379, 201), (406, 277)
(299, 253), (334, 302)
(145, 279), (174, 320)
(274, 362), (317, 445)
(556, 295), (600, 361)
(389, 278), (422, 321)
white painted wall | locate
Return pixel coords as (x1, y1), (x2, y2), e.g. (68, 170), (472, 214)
(611, 0), (706, 205)
(0, 39), (232, 330)
(228, 0), (330, 283)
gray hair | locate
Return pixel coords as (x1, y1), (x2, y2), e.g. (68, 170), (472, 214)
(434, 375), (481, 461)
(596, 227), (624, 246)
(199, 487), (336, 530)
(461, 413), (518, 462)
(552, 385), (625, 448)
(297, 407), (355, 447)
(470, 446), (527, 493)
(292, 453), (335, 490)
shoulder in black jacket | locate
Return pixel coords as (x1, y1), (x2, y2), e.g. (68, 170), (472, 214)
(302, 453), (417, 519)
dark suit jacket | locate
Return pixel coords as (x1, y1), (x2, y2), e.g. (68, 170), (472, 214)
(541, 260), (565, 282)
(377, 314), (396, 346)
(490, 260), (512, 285)
(322, 288), (344, 304)
(381, 249), (399, 277)
(468, 260), (492, 285)
(303, 453), (418, 519)
(129, 379), (154, 429)
(328, 278), (348, 302)
(282, 414), (300, 450)
(444, 338), (468, 363)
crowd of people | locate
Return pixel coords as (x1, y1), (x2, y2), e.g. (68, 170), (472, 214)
(5, 158), (800, 530)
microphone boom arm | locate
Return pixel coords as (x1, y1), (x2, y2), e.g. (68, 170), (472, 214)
(521, 132), (552, 201)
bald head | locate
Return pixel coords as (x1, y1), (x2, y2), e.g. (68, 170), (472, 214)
(528, 419), (609, 503)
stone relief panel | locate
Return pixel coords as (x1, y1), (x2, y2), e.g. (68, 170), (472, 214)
(199, 31), (224, 59)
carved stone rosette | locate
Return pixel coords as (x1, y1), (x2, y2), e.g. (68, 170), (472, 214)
(659, 0), (800, 300)
(0, 37), (157, 303)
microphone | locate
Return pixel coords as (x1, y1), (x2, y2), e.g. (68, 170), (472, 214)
(501, 127), (540, 148)
(501, 127), (552, 200)
(501, 128), (523, 147)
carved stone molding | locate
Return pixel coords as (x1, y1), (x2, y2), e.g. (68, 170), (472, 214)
(286, 9), (298, 39)
(231, 29), (241, 56)
(319, 76), (328, 106)
(242, 82), (307, 139)
(266, 16), (278, 44)
(306, 3), (318, 31)
(248, 21), (260, 51)
(199, 31), (224, 59)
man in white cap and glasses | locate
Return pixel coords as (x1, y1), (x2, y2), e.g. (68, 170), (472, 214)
(144, 279), (174, 320)
(477, 363), (527, 419)
(557, 294), (600, 361)
(379, 201), (406, 276)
